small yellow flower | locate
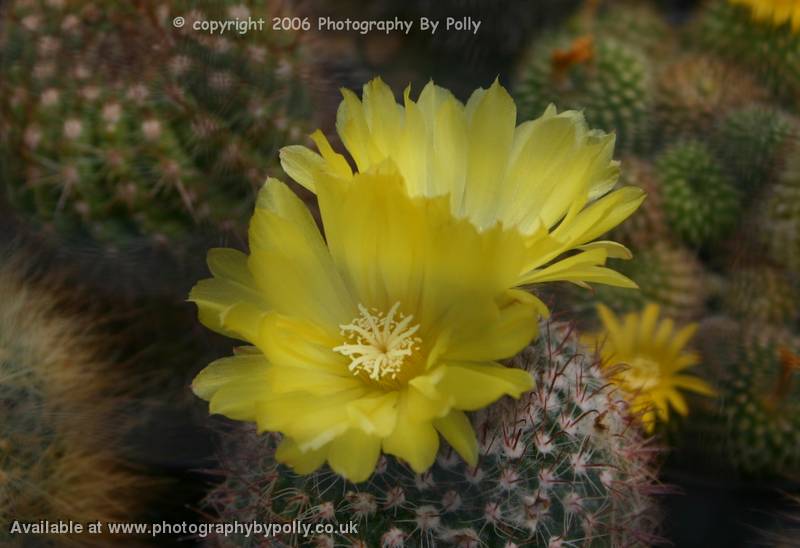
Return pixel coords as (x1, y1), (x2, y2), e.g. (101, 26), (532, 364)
(585, 303), (715, 431)
(191, 170), (538, 482)
(281, 78), (645, 301)
(730, 0), (800, 32)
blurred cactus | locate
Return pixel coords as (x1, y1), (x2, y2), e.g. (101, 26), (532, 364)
(692, 1), (800, 101)
(722, 266), (799, 326)
(0, 253), (143, 546)
(654, 55), (766, 140)
(515, 33), (654, 151)
(655, 140), (740, 248)
(203, 322), (662, 547)
(714, 105), (796, 192)
(717, 329), (800, 476)
(0, 0), (313, 245)
(759, 145), (800, 272)
(591, 1), (675, 58)
(609, 157), (668, 249)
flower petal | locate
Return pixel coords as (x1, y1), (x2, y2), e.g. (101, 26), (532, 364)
(434, 362), (534, 411)
(248, 178), (355, 329)
(434, 410), (478, 466)
(382, 397), (439, 473)
(275, 437), (328, 475)
(328, 428), (382, 482)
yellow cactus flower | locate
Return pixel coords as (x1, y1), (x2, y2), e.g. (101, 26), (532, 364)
(585, 303), (715, 431)
(191, 168), (539, 482)
(731, 0), (800, 32)
(280, 78), (645, 300)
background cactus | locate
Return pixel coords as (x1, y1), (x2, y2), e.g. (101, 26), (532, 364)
(759, 145), (800, 273)
(0, 0), (313, 245)
(653, 55), (766, 141)
(515, 32), (654, 151)
(203, 322), (662, 547)
(722, 266), (799, 326)
(0, 252), (144, 546)
(712, 328), (800, 476)
(654, 140), (740, 248)
(692, 1), (800, 102)
(713, 105), (796, 193)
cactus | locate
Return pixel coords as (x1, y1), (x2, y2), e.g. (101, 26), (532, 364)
(716, 329), (800, 476)
(759, 143), (800, 272)
(654, 55), (766, 141)
(0, 0), (312, 245)
(609, 157), (669, 249)
(722, 266), (799, 326)
(592, 2), (675, 59)
(655, 140), (740, 248)
(203, 322), (662, 547)
(0, 253), (142, 546)
(515, 33), (654, 151)
(713, 105), (796, 192)
(692, 1), (800, 101)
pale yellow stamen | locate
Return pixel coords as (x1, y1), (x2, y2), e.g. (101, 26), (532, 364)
(334, 302), (421, 381)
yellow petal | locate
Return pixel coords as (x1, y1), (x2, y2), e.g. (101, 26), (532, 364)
(275, 437), (328, 475)
(346, 391), (399, 437)
(189, 248), (267, 339)
(382, 398), (439, 473)
(192, 353), (269, 403)
(443, 293), (540, 361)
(248, 178), (355, 329)
(433, 411), (478, 466)
(463, 79), (516, 230)
(672, 375), (716, 396)
(279, 145), (324, 192)
(258, 313), (347, 376)
(328, 428), (382, 482)
(256, 388), (365, 450)
(434, 362), (534, 411)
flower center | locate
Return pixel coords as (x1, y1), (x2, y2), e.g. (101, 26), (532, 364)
(624, 356), (663, 391)
(333, 302), (421, 382)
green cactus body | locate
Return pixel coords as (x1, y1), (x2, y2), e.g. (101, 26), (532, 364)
(693, 1), (800, 103)
(0, 0), (312, 245)
(0, 256), (141, 546)
(714, 105), (796, 192)
(515, 33), (654, 152)
(204, 323), (661, 547)
(655, 141), (740, 248)
(654, 55), (766, 141)
(593, 2), (674, 59)
(723, 266), (799, 326)
(719, 330), (800, 476)
(760, 145), (800, 271)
